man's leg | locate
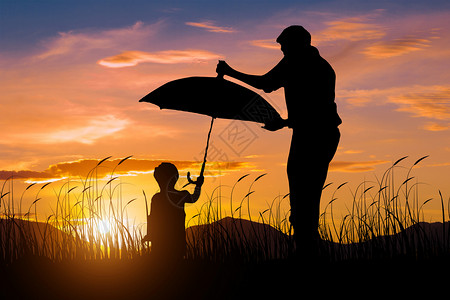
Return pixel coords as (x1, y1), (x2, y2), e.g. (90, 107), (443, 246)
(287, 129), (340, 258)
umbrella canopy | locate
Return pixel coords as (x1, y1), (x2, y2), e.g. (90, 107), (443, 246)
(139, 75), (282, 187)
(139, 76), (281, 124)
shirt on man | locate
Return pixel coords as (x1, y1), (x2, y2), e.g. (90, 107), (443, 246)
(261, 46), (342, 130)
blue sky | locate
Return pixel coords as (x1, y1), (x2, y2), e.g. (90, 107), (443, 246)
(2, 0), (449, 49)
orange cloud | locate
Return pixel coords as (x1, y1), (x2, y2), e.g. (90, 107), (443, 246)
(362, 36), (432, 58)
(0, 170), (53, 180)
(42, 115), (130, 144)
(249, 39), (279, 50)
(423, 123), (450, 131)
(341, 150), (364, 155)
(344, 97), (372, 107)
(338, 88), (389, 107)
(329, 160), (389, 172)
(315, 16), (385, 43)
(1, 158), (248, 181)
(5, 115), (130, 145)
(98, 49), (222, 68)
(185, 21), (235, 33)
(388, 86), (450, 120)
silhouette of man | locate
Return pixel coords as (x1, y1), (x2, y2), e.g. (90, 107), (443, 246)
(216, 25), (341, 257)
(143, 162), (203, 260)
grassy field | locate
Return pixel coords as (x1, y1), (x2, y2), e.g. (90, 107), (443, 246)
(1, 156), (449, 299)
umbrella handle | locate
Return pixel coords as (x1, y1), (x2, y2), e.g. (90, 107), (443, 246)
(186, 171), (197, 185)
(183, 117), (214, 188)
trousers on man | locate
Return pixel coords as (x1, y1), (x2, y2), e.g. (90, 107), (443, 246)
(287, 127), (340, 256)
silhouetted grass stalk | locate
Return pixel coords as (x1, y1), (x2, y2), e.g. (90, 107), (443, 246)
(1, 156), (449, 266)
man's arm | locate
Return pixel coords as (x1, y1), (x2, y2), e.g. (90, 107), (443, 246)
(216, 60), (288, 131)
(216, 61), (281, 93)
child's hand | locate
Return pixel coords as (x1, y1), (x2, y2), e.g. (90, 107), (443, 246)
(196, 175), (204, 187)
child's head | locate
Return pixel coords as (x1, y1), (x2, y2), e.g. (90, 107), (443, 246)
(154, 162), (179, 190)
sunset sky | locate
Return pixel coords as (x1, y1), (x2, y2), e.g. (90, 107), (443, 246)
(1, 0), (450, 228)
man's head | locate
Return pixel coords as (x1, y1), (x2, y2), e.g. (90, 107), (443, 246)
(277, 25), (311, 55)
(154, 162), (179, 190)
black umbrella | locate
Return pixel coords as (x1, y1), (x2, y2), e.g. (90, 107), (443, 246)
(139, 75), (281, 185)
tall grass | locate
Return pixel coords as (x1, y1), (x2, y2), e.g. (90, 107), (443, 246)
(1, 156), (449, 266)
(0, 156), (145, 266)
(185, 173), (292, 262)
(319, 155), (450, 261)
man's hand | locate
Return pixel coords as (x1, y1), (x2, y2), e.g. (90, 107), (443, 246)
(216, 60), (233, 78)
(262, 118), (288, 131)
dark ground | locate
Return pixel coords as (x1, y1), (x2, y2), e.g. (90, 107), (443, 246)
(1, 255), (448, 300)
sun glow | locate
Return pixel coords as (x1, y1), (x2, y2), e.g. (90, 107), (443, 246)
(75, 216), (139, 249)
(97, 219), (112, 235)
(76, 217), (116, 243)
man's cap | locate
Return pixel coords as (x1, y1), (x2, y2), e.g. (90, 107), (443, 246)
(276, 25), (311, 46)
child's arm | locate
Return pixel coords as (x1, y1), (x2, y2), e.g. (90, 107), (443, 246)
(186, 175), (204, 203)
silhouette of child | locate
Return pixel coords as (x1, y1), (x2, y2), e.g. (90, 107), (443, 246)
(143, 162), (203, 260)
